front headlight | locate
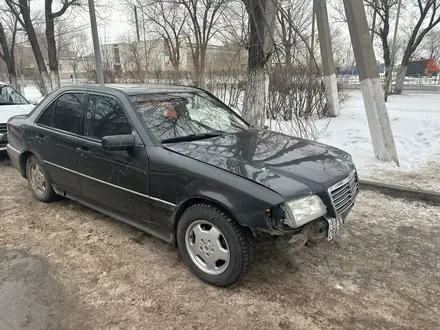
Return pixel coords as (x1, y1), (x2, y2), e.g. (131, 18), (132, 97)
(284, 195), (327, 228)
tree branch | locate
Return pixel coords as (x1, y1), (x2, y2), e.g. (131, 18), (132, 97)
(52, 0), (80, 18)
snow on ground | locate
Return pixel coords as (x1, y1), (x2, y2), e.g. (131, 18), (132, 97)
(23, 84), (43, 103)
(315, 90), (440, 179)
(267, 90), (440, 184)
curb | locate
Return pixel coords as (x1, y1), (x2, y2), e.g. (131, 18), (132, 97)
(359, 180), (440, 205)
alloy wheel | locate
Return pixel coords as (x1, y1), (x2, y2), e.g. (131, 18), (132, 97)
(185, 220), (230, 275)
(29, 162), (46, 196)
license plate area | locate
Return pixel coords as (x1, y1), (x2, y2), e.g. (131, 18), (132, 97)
(325, 215), (343, 241)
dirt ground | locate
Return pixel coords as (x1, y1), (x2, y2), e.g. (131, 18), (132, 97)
(369, 161), (440, 192)
(1, 153), (440, 330)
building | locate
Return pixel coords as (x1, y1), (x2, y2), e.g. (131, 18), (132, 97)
(100, 39), (247, 74)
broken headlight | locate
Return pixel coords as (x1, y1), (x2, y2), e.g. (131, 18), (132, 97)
(283, 195), (327, 228)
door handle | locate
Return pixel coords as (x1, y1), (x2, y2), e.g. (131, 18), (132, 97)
(76, 146), (91, 156)
(36, 134), (47, 141)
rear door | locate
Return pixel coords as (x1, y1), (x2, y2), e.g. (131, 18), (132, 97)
(33, 92), (85, 196)
(76, 92), (152, 224)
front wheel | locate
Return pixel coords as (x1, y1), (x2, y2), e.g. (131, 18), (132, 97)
(177, 204), (253, 287)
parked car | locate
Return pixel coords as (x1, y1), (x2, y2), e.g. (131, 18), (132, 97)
(0, 83), (36, 151)
(6, 85), (359, 287)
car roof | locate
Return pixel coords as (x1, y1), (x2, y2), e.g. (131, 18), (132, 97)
(57, 84), (201, 96)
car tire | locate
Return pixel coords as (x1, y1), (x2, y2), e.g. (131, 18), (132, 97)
(177, 203), (253, 287)
(26, 155), (57, 203)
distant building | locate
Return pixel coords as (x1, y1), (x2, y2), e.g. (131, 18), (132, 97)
(100, 39), (247, 73)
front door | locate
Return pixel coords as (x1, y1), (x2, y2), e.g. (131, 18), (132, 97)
(76, 92), (152, 225)
(32, 92), (85, 196)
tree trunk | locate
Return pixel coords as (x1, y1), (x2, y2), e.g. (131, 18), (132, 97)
(242, 67), (266, 126)
(394, 65), (407, 94)
(243, 0), (267, 127)
(16, 0), (52, 94)
(394, 50), (412, 94)
(10, 74), (19, 89)
(45, 10), (60, 89)
(198, 48), (206, 88)
(0, 22), (18, 89)
(7, 67), (18, 89)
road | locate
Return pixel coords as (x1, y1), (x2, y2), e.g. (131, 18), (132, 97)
(0, 153), (439, 329)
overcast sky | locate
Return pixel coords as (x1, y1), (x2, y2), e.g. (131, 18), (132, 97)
(30, 0), (132, 44)
(27, 0), (430, 64)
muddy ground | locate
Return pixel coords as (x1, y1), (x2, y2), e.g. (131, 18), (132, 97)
(370, 161), (440, 192)
(0, 153), (439, 330)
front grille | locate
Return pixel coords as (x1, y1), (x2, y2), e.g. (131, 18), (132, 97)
(0, 123), (6, 133)
(329, 170), (359, 215)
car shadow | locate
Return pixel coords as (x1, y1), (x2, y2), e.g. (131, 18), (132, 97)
(0, 151), (10, 166)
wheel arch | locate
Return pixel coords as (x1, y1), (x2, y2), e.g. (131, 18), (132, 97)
(171, 196), (248, 246)
(19, 151), (34, 178)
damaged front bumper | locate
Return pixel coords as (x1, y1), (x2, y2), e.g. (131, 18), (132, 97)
(287, 207), (352, 252)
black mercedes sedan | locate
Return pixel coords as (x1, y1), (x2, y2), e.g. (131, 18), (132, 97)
(6, 85), (358, 287)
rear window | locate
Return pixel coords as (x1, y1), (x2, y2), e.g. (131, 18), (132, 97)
(37, 93), (85, 135)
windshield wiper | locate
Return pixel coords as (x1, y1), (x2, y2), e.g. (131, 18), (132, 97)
(161, 131), (224, 144)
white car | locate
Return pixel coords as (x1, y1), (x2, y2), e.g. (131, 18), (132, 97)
(0, 83), (36, 151)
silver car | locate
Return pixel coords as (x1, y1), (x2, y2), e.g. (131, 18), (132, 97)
(0, 83), (36, 151)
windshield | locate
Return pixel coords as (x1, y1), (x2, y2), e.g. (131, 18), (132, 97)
(0, 85), (28, 105)
(130, 92), (249, 142)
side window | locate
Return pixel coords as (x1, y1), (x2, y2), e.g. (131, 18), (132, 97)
(37, 101), (56, 126)
(52, 93), (84, 134)
(85, 94), (132, 140)
(6, 86), (27, 104)
(0, 86), (9, 103)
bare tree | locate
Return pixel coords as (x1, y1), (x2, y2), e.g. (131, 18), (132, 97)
(45, 0), (81, 89)
(395, 0), (440, 94)
(0, 13), (19, 89)
(218, 0), (249, 48)
(420, 27), (440, 58)
(5, 0), (53, 94)
(276, 0), (311, 66)
(67, 32), (88, 82)
(119, 34), (145, 81)
(179, 0), (229, 87)
(241, 0), (277, 126)
(133, 0), (187, 71)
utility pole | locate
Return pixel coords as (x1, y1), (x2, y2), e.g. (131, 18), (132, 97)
(384, 0), (402, 102)
(141, 9), (148, 72)
(88, 0), (104, 86)
(314, 0), (340, 117)
(134, 6), (140, 42)
(306, 8), (316, 115)
(370, 0), (377, 44)
(343, 0), (399, 165)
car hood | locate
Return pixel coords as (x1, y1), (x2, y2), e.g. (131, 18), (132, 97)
(164, 129), (355, 199)
(0, 104), (34, 123)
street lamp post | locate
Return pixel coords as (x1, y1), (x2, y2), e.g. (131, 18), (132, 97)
(88, 0), (104, 86)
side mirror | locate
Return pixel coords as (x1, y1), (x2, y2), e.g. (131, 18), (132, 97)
(102, 134), (135, 151)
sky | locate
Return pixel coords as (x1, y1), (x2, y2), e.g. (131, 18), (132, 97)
(30, 0), (133, 44)
(91, 0), (133, 43)
(27, 0), (432, 65)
